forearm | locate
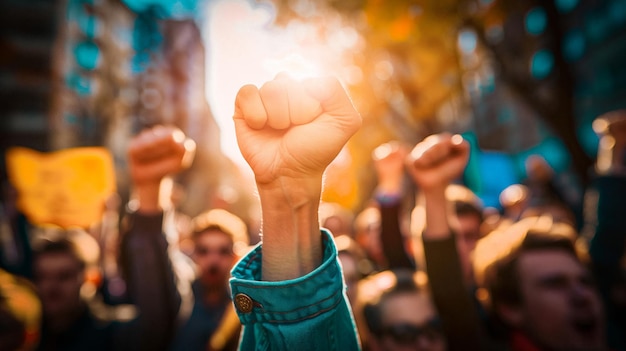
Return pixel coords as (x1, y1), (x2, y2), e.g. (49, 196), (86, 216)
(589, 175), (626, 264)
(257, 176), (323, 281)
(377, 195), (414, 270)
(423, 236), (486, 351)
(230, 230), (361, 351)
(133, 181), (162, 214)
(421, 186), (453, 240)
(120, 211), (181, 349)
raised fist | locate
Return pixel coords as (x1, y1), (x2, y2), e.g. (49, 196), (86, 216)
(233, 75), (362, 186)
(128, 125), (196, 186)
(406, 133), (469, 191)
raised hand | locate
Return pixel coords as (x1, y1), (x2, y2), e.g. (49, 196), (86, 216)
(405, 133), (470, 239)
(128, 125), (196, 212)
(372, 141), (409, 195)
(233, 75), (362, 187)
(405, 133), (469, 192)
(233, 75), (361, 280)
(128, 125), (196, 186)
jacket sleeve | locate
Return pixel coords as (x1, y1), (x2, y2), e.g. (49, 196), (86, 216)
(229, 230), (361, 351)
(423, 235), (489, 351)
(587, 175), (626, 349)
(377, 196), (415, 270)
(118, 211), (182, 351)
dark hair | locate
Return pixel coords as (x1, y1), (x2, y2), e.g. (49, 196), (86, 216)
(454, 200), (483, 222)
(362, 269), (425, 336)
(484, 231), (581, 309)
(32, 237), (86, 271)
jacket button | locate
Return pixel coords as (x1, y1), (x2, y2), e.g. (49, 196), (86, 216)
(234, 293), (254, 313)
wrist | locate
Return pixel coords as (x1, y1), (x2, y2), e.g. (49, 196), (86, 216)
(133, 178), (168, 214)
(420, 186), (452, 240)
(376, 179), (404, 196)
(375, 191), (402, 206)
(418, 183), (448, 197)
(256, 175), (323, 209)
(256, 176), (323, 281)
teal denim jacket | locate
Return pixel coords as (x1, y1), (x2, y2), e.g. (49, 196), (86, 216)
(230, 230), (361, 351)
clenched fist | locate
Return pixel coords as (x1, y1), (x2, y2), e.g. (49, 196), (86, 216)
(406, 133), (470, 192)
(233, 75), (362, 186)
(128, 125), (196, 187)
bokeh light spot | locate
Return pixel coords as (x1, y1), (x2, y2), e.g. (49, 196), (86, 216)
(562, 30), (585, 61)
(74, 40), (100, 70)
(555, 0), (579, 13)
(374, 60), (394, 81)
(77, 14), (98, 38)
(530, 50), (554, 79)
(525, 7), (547, 36)
(458, 29), (477, 53)
(609, 0), (626, 24)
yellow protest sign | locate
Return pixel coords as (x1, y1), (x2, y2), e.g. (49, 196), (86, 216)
(6, 147), (116, 228)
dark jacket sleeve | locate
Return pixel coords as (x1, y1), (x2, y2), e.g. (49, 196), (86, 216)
(118, 211), (182, 351)
(423, 235), (489, 351)
(588, 175), (626, 349)
(377, 197), (415, 270)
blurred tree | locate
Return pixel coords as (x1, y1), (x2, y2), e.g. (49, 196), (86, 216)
(265, 0), (609, 192)
(464, 0), (593, 185)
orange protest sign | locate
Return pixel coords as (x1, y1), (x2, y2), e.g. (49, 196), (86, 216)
(6, 147), (116, 228)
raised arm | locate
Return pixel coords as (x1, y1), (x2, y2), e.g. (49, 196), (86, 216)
(406, 133), (469, 239)
(405, 133), (487, 351)
(233, 75), (361, 281)
(118, 125), (195, 351)
(229, 75), (362, 350)
(372, 142), (415, 270)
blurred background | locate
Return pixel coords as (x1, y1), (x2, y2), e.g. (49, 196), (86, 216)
(1, 0), (625, 226)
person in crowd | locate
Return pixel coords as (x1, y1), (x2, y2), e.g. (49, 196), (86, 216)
(522, 155), (580, 228)
(0, 181), (34, 279)
(360, 269), (447, 351)
(404, 133), (489, 350)
(411, 184), (485, 287)
(335, 233), (374, 346)
(474, 218), (607, 351)
(406, 132), (626, 351)
(371, 140), (485, 286)
(32, 232), (174, 351)
(0, 299), (26, 351)
(228, 74), (362, 350)
(0, 126), (191, 351)
(0, 268), (40, 351)
(335, 234), (371, 309)
(319, 201), (355, 238)
(499, 184), (529, 224)
(370, 141), (415, 270)
(170, 208), (247, 351)
(354, 204), (386, 271)
(122, 125), (244, 351)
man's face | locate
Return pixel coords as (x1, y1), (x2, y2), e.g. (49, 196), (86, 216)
(34, 253), (84, 318)
(372, 292), (446, 351)
(513, 250), (605, 351)
(192, 230), (235, 287)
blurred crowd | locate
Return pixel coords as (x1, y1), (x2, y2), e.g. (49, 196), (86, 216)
(1, 98), (626, 351)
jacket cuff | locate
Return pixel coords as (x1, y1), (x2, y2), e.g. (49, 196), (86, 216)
(229, 230), (345, 324)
